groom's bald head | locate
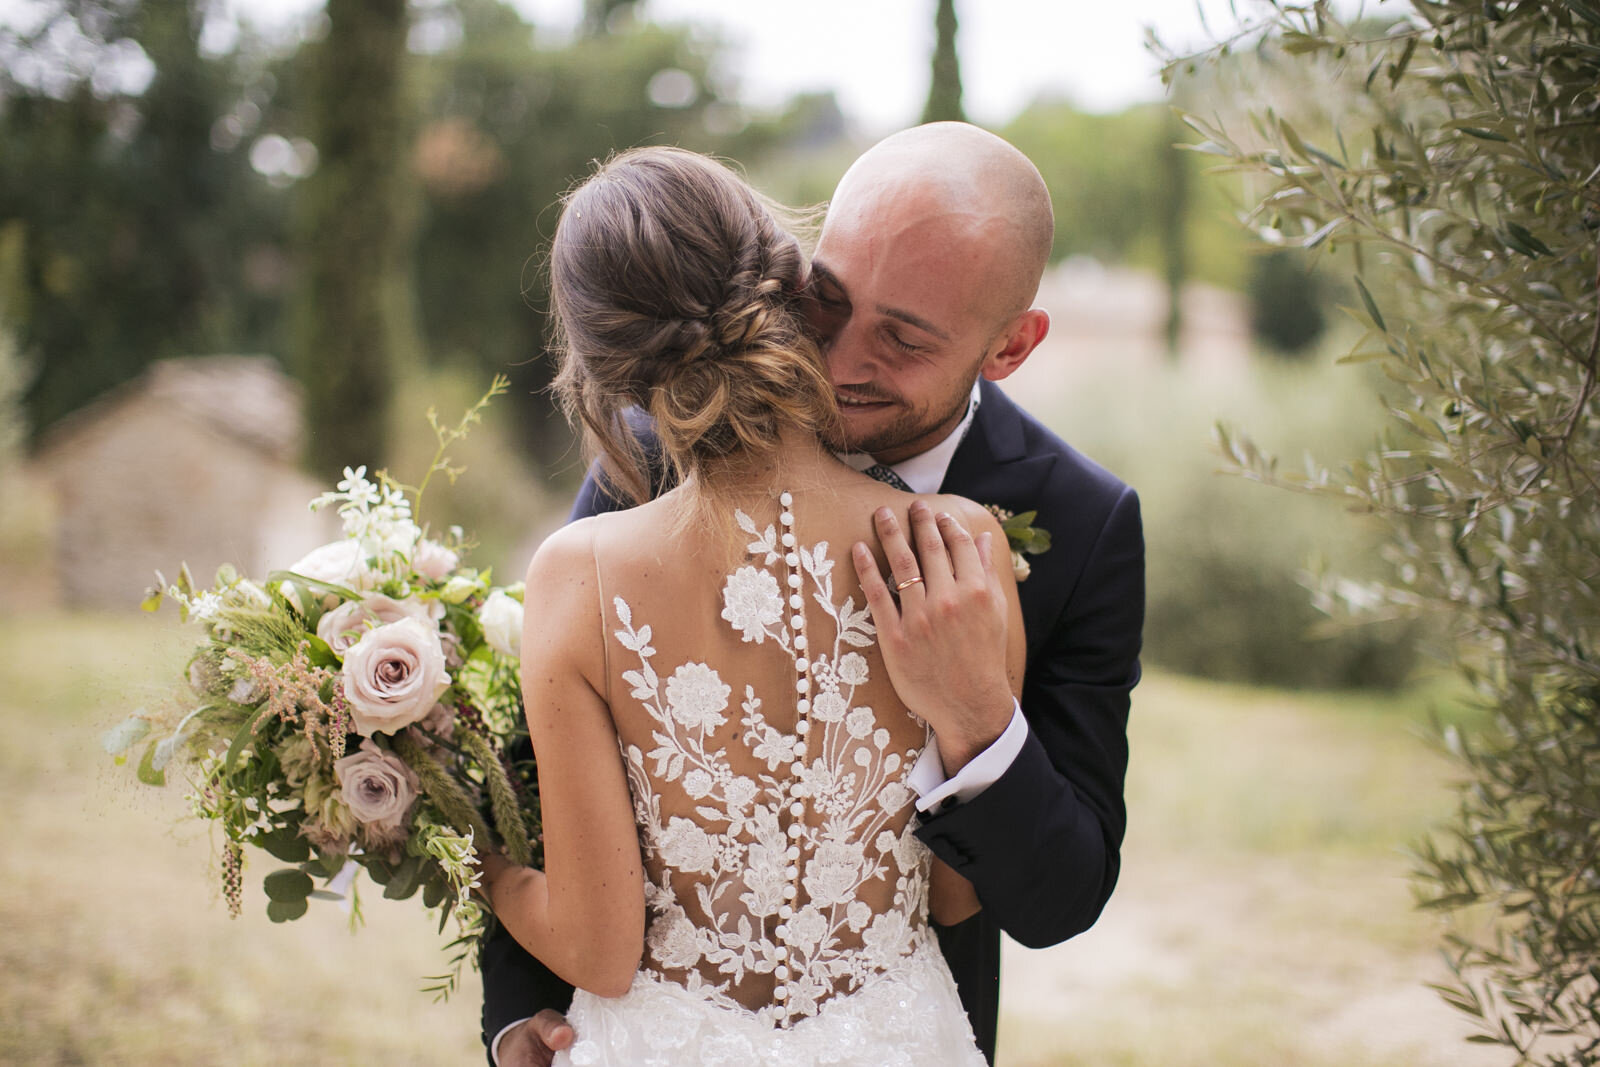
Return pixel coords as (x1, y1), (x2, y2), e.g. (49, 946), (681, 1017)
(824, 122), (1054, 325)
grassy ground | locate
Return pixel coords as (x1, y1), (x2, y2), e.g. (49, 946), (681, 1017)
(997, 674), (1499, 1067)
(1, 612), (1496, 1065)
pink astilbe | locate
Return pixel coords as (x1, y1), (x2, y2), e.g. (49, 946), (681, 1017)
(227, 643), (353, 760)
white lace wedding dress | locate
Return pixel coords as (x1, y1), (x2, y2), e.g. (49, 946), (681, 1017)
(557, 492), (985, 1067)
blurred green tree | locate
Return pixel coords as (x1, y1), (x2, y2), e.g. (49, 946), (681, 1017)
(408, 0), (726, 478)
(581, 0), (642, 37)
(1002, 100), (1248, 289)
(0, 0), (289, 438)
(921, 0), (965, 124)
(1169, 1), (1600, 1058)
(1157, 110), (1189, 358)
(291, 0), (415, 477)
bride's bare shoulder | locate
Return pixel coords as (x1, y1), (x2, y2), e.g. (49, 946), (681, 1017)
(524, 514), (601, 587)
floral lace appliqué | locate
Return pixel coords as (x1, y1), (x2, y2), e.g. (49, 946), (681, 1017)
(610, 501), (934, 1029)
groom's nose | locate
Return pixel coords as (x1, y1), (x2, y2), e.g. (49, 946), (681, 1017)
(822, 317), (876, 388)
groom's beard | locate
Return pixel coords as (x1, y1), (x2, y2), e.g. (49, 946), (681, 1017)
(821, 380), (975, 459)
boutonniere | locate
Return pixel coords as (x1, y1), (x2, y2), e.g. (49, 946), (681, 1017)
(986, 505), (1051, 582)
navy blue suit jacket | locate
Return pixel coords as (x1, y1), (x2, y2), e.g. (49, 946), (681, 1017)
(480, 379), (1144, 1063)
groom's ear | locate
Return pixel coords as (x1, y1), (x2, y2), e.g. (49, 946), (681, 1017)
(980, 308), (1049, 382)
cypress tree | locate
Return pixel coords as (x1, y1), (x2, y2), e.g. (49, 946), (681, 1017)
(920, 0), (965, 125)
(292, 0), (416, 477)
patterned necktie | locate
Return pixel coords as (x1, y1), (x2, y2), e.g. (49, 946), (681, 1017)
(862, 463), (913, 492)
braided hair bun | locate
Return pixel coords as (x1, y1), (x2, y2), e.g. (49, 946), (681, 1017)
(550, 147), (836, 503)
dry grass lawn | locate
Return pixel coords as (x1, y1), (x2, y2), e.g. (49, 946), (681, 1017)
(0, 612), (1500, 1065)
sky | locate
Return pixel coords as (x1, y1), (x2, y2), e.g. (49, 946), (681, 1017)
(203, 0), (1253, 132)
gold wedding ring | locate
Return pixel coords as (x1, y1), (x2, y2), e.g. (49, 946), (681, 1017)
(895, 576), (924, 592)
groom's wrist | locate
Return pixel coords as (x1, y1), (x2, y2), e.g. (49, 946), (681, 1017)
(937, 690), (1021, 774)
(910, 701), (1028, 813)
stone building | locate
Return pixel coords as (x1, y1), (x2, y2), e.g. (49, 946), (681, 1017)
(34, 356), (338, 609)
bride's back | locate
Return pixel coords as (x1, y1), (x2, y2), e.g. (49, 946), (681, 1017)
(539, 145), (982, 1032)
(581, 473), (941, 1022)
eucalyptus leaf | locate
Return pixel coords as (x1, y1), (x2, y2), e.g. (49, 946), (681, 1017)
(257, 827), (312, 863)
(266, 897), (309, 923)
(263, 868), (314, 903)
(382, 856), (425, 901)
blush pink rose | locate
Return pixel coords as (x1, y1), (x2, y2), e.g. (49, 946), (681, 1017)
(317, 594), (439, 655)
(333, 739), (420, 837)
(289, 540), (372, 589)
(341, 617), (452, 736)
(410, 539), (460, 581)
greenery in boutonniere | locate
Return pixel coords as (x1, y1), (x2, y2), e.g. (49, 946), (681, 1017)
(985, 505), (1051, 581)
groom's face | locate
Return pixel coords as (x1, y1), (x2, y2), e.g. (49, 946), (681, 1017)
(806, 189), (1012, 465)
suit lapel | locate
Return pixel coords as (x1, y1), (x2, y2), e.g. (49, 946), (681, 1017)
(940, 382), (1061, 663)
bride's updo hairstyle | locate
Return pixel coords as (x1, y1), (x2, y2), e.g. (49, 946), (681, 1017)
(549, 146), (837, 504)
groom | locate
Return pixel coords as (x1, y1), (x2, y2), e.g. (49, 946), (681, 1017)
(483, 122), (1144, 1065)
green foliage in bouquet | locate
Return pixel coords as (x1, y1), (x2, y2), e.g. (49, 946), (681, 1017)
(106, 377), (539, 996)
(1163, 2), (1599, 1061)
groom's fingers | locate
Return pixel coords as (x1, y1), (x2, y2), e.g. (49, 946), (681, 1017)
(497, 1010), (571, 1067)
(852, 542), (900, 628)
(907, 501), (955, 595)
(872, 507), (925, 598)
(530, 1010), (575, 1053)
(936, 510), (983, 587)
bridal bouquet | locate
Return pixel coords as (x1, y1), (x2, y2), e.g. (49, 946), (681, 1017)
(104, 378), (536, 993)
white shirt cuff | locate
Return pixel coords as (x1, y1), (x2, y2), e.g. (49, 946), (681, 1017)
(490, 1018), (531, 1066)
(908, 701), (1028, 813)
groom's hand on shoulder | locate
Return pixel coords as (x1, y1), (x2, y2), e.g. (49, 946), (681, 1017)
(495, 1010), (575, 1067)
(852, 499), (1019, 773)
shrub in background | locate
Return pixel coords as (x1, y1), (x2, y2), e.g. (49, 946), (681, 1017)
(1247, 248), (1329, 357)
(1042, 352), (1422, 691)
(1168, 1), (1600, 1059)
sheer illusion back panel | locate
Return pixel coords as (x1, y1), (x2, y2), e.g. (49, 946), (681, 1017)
(589, 483), (934, 1025)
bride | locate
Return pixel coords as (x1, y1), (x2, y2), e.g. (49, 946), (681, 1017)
(479, 146), (1024, 1065)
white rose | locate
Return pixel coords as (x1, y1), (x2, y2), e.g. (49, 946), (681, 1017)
(411, 539), (459, 581)
(333, 738), (420, 835)
(1012, 550), (1031, 582)
(289, 539), (371, 589)
(318, 593), (438, 655)
(341, 617), (452, 736)
(478, 589), (524, 658)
